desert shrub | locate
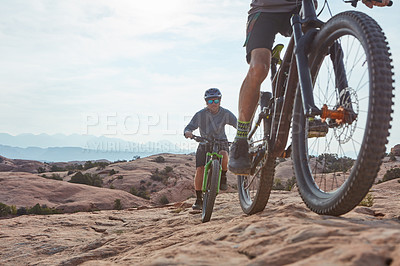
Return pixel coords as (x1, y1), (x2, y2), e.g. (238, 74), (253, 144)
(0, 202), (12, 217)
(50, 165), (65, 172)
(41, 173), (63, 181)
(164, 166), (173, 173)
(272, 177), (296, 191)
(285, 176), (296, 191)
(130, 186), (150, 200)
(272, 178), (285, 190)
(159, 195), (169, 205)
(109, 184), (115, 189)
(109, 169), (119, 176)
(117, 175), (124, 179)
(359, 193), (374, 207)
(27, 204), (61, 215)
(389, 153), (397, 162)
(114, 199), (123, 210)
(381, 168), (400, 183)
(150, 166), (174, 184)
(83, 161), (110, 170)
(316, 153), (355, 173)
(69, 172), (103, 187)
(37, 167), (46, 173)
(17, 207), (27, 216)
(153, 156), (165, 163)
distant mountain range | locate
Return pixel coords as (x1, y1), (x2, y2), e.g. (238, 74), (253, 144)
(0, 133), (191, 162)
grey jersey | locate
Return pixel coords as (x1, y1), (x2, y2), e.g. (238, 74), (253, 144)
(184, 107), (237, 141)
(249, 0), (302, 14)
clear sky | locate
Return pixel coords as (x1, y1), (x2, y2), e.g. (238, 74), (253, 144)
(0, 1), (398, 151)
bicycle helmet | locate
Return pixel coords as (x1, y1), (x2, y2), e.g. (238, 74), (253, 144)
(204, 88), (222, 100)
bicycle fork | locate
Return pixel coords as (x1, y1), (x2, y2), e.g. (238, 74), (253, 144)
(202, 153), (223, 194)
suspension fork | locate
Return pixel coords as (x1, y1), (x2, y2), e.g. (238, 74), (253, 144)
(292, 0), (324, 117)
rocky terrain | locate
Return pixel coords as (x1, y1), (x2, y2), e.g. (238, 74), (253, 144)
(0, 179), (399, 265)
(0, 153), (399, 265)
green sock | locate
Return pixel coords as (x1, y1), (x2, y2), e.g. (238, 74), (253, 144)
(236, 120), (251, 139)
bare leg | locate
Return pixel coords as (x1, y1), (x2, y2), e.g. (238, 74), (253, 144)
(229, 48), (272, 174)
(220, 150), (228, 171)
(239, 48), (272, 122)
(194, 166), (205, 191)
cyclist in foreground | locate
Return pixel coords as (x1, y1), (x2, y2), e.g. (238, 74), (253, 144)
(184, 88), (237, 210)
(228, 0), (391, 175)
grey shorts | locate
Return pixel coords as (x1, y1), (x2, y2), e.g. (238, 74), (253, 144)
(244, 11), (295, 63)
(195, 142), (229, 168)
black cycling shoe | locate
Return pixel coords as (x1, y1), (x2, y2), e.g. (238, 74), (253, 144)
(228, 138), (251, 175)
(220, 173), (228, 191)
(192, 198), (203, 210)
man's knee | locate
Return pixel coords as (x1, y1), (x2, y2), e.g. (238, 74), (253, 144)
(248, 62), (268, 79)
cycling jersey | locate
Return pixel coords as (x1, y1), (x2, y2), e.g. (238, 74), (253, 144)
(249, 0), (301, 14)
(184, 107), (237, 141)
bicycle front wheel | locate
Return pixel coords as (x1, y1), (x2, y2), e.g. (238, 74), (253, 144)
(292, 11), (394, 215)
(202, 159), (220, 222)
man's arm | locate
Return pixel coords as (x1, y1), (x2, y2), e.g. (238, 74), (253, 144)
(184, 112), (200, 138)
(362, 0), (390, 8)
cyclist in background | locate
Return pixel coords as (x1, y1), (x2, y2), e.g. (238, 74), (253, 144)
(184, 88), (237, 210)
(228, 0), (391, 175)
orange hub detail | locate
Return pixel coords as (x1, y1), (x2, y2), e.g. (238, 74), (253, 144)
(321, 104), (356, 125)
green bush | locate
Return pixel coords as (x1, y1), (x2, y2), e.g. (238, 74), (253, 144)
(150, 166), (174, 184)
(130, 186), (150, 200)
(0, 202), (12, 217)
(114, 199), (123, 210)
(382, 168), (400, 183)
(316, 153), (355, 173)
(41, 173), (63, 181)
(272, 177), (296, 191)
(27, 204), (61, 215)
(69, 172), (103, 187)
(153, 156), (165, 163)
(109, 169), (118, 176)
(159, 195), (169, 205)
(83, 161), (110, 170)
(359, 193), (374, 207)
(37, 167), (46, 173)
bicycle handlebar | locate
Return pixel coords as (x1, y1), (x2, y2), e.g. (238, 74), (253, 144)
(345, 0), (392, 7)
(190, 135), (231, 145)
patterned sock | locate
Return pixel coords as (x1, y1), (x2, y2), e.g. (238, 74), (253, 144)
(196, 190), (202, 200)
(236, 120), (251, 139)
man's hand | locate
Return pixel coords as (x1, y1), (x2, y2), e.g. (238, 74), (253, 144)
(362, 0), (390, 8)
(184, 131), (193, 139)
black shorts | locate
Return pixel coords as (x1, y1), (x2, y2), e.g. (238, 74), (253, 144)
(195, 142), (229, 168)
(244, 11), (295, 63)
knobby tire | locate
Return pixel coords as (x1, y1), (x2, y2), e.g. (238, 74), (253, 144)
(292, 11), (394, 215)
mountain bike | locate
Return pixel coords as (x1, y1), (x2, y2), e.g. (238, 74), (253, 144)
(191, 135), (227, 222)
(238, 0), (394, 216)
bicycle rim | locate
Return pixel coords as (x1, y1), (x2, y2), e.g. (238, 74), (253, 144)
(292, 11), (394, 215)
(202, 160), (219, 222)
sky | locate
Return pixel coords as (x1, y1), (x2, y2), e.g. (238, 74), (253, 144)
(0, 0), (399, 152)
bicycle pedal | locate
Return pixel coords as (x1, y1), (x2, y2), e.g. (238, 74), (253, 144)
(308, 118), (329, 138)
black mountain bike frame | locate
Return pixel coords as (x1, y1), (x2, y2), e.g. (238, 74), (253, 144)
(250, 0), (349, 158)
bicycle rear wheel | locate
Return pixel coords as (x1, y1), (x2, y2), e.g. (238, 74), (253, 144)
(238, 94), (276, 215)
(202, 159), (220, 222)
(292, 11), (394, 215)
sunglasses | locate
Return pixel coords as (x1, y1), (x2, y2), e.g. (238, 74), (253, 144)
(207, 99), (220, 104)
